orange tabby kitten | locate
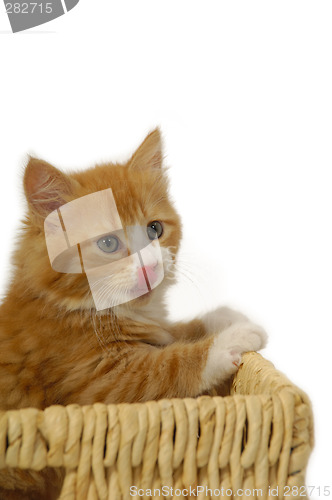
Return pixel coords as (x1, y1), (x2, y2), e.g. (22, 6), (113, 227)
(0, 129), (266, 498)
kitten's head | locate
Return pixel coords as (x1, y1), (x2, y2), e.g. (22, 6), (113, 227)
(19, 129), (182, 313)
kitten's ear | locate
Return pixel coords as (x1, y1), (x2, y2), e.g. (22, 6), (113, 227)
(129, 128), (163, 170)
(24, 158), (75, 220)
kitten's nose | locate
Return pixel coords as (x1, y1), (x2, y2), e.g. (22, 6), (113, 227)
(137, 265), (158, 290)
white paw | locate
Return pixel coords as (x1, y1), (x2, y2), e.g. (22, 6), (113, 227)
(216, 321), (268, 352)
(200, 322), (267, 392)
(200, 343), (243, 392)
(226, 349), (242, 371)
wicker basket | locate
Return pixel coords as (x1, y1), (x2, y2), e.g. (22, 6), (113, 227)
(0, 352), (313, 500)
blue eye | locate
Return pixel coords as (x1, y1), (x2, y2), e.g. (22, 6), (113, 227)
(97, 235), (119, 253)
(147, 221), (163, 240)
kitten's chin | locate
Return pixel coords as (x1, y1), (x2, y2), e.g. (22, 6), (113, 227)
(129, 289), (154, 306)
(125, 279), (168, 310)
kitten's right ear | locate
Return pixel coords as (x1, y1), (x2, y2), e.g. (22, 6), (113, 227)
(24, 158), (75, 221)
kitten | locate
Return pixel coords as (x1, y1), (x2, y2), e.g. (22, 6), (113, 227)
(0, 129), (267, 498)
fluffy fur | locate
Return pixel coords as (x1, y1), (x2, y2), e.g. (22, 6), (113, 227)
(0, 129), (267, 498)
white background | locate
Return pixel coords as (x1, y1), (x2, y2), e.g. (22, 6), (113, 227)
(0, 0), (331, 491)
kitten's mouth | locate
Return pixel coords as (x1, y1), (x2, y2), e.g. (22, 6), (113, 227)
(129, 265), (160, 301)
(136, 289), (154, 301)
(137, 265), (158, 290)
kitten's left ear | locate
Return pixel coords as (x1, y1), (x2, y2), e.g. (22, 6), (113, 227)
(129, 128), (163, 170)
(24, 157), (77, 221)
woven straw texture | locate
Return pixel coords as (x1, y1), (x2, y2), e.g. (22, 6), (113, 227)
(0, 352), (313, 499)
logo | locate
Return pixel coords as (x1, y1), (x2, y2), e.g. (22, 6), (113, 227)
(3, 0), (79, 33)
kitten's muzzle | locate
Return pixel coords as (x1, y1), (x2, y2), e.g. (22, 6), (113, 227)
(137, 264), (158, 291)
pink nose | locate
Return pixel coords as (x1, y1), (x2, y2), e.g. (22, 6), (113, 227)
(137, 265), (158, 290)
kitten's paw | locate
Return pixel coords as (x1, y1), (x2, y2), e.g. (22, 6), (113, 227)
(217, 322), (268, 352)
(199, 321), (267, 392)
(200, 343), (243, 391)
(229, 349), (242, 367)
(216, 348), (243, 378)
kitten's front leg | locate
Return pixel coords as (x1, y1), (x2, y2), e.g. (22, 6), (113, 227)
(71, 321), (267, 403)
(201, 306), (249, 335)
(164, 306), (254, 342)
(165, 318), (209, 341)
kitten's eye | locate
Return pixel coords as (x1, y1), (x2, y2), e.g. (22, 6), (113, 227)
(97, 235), (119, 253)
(147, 221), (163, 240)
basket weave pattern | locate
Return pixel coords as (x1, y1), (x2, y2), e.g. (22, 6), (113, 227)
(0, 353), (313, 499)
